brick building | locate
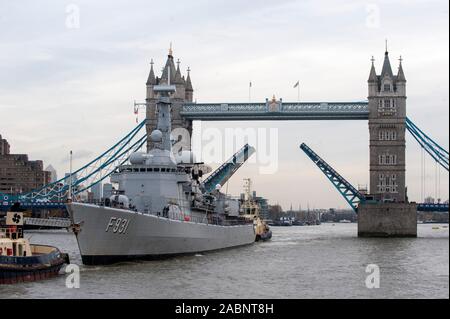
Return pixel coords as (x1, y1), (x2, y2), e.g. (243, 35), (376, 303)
(0, 135), (51, 195)
(0, 134), (10, 155)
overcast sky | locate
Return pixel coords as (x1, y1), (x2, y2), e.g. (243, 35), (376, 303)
(0, 0), (448, 210)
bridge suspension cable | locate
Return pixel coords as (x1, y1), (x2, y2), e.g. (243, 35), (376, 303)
(300, 142), (448, 213)
(406, 117), (449, 172)
(16, 119), (147, 202)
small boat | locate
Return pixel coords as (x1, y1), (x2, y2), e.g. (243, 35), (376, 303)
(0, 212), (70, 285)
(254, 217), (272, 241)
(274, 217), (293, 226)
(240, 178), (272, 241)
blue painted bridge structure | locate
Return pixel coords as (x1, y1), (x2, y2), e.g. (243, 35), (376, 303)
(300, 142), (449, 213)
(183, 100), (448, 174)
(0, 101), (447, 213)
(181, 101), (369, 121)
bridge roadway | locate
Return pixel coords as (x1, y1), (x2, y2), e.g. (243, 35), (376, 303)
(181, 101), (369, 121)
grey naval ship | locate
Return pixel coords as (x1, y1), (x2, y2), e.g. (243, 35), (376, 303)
(67, 75), (256, 265)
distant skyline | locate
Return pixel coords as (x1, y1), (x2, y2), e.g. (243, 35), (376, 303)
(0, 0), (448, 210)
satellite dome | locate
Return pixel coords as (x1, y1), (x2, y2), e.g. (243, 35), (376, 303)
(215, 184), (221, 191)
(150, 130), (163, 142)
(129, 152), (146, 164)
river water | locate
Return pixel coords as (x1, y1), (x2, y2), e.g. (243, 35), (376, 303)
(1, 223), (448, 299)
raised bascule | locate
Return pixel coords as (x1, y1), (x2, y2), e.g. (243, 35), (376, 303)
(1, 46), (448, 238)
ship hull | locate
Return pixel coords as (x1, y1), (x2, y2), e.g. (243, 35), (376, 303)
(67, 203), (256, 265)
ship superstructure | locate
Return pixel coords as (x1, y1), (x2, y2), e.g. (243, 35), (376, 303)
(67, 57), (256, 265)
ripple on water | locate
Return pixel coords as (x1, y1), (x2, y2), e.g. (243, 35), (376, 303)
(3, 223), (448, 299)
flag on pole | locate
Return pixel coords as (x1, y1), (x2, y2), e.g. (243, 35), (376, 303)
(293, 81), (299, 88)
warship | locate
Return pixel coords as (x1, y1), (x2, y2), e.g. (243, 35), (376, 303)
(67, 71), (256, 265)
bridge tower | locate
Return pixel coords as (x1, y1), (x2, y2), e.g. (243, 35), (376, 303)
(358, 47), (417, 238)
(145, 47), (194, 151)
(368, 48), (407, 202)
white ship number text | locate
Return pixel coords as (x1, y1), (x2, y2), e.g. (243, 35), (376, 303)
(105, 217), (130, 234)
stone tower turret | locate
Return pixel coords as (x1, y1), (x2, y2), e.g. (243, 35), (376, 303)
(185, 67), (194, 103)
(145, 47), (194, 151)
(368, 48), (407, 203)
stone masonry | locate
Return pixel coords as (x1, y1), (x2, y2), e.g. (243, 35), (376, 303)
(145, 48), (193, 152)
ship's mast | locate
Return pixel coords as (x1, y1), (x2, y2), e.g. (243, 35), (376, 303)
(242, 178), (259, 215)
(153, 65), (176, 152)
(244, 178), (252, 201)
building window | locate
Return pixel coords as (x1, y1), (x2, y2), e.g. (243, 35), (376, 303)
(390, 130), (397, 140)
(378, 174), (385, 193)
(383, 84), (392, 92)
(379, 130), (397, 141)
(377, 173), (398, 193)
(378, 99), (397, 116)
(379, 154), (397, 165)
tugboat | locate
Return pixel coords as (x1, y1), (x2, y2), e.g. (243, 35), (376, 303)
(240, 178), (272, 241)
(0, 212), (70, 284)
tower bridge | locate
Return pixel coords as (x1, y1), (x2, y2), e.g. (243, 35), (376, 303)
(1, 46), (448, 237)
(180, 101), (369, 121)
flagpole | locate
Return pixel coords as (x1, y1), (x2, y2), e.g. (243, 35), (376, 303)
(68, 150), (73, 203)
(294, 81), (300, 102)
(249, 81), (252, 103)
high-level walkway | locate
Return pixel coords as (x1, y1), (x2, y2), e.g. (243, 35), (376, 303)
(181, 101), (369, 121)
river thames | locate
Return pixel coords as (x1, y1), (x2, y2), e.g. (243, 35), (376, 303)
(1, 223), (448, 299)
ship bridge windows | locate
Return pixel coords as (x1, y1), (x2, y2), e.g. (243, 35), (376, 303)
(122, 166), (177, 173)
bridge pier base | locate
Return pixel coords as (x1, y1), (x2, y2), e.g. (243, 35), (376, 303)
(358, 202), (417, 237)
